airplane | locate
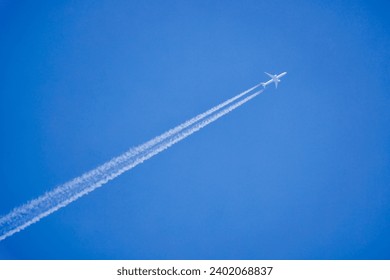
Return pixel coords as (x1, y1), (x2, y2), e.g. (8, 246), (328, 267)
(261, 72), (287, 88)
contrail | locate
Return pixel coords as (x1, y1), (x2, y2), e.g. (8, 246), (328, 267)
(77, 82), (262, 172)
(0, 83), (260, 226)
(0, 87), (264, 242)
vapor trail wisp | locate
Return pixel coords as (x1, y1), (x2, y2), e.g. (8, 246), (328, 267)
(0, 87), (264, 242)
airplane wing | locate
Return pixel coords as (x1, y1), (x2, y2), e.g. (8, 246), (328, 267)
(265, 72), (274, 79)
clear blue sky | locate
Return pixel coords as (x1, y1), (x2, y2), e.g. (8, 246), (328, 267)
(0, 0), (389, 259)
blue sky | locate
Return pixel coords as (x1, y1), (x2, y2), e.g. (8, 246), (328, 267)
(0, 0), (389, 259)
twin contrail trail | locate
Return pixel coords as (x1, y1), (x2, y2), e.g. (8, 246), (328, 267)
(0, 84), (265, 242)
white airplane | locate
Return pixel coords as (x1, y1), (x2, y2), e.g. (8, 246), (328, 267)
(261, 72), (287, 88)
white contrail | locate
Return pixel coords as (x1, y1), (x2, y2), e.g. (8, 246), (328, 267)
(80, 82), (262, 171)
(0, 88), (264, 242)
(0, 83), (261, 228)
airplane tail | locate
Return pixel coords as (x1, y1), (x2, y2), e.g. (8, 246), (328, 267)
(261, 82), (266, 88)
